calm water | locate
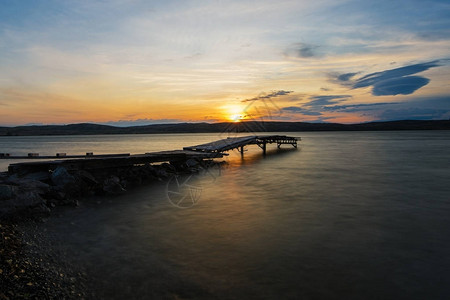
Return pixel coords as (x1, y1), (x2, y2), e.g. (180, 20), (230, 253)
(3, 131), (450, 299)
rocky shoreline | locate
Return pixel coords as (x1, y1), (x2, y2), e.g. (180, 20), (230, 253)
(0, 159), (221, 299)
(0, 159), (219, 220)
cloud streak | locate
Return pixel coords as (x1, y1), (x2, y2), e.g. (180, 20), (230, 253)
(322, 102), (399, 112)
(100, 118), (187, 127)
(281, 106), (322, 116)
(352, 60), (442, 96)
(329, 72), (359, 86)
(241, 90), (293, 102)
(304, 95), (352, 107)
(285, 43), (320, 59)
(280, 94), (354, 118)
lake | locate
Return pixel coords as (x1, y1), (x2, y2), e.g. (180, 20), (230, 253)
(2, 131), (450, 299)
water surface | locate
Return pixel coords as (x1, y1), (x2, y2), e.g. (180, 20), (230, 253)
(4, 131), (450, 299)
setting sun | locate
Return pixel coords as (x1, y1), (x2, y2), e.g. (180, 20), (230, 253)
(223, 104), (246, 122)
(230, 114), (242, 122)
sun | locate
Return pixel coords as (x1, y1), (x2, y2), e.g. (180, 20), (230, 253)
(230, 114), (243, 122)
(224, 104), (246, 122)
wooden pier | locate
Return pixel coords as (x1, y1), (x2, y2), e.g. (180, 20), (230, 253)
(6, 135), (299, 175)
(7, 151), (223, 175)
(1, 153), (131, 159)
(184, 135), (299, 155)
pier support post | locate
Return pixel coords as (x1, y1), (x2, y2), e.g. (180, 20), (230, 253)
(240, 146), (244, 157)
(262, 142), (266, 155)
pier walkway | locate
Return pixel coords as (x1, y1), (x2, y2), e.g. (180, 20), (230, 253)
(184, 135), (299, 155)
(5, 135), (299, 175)
(7, 151), (222, 175)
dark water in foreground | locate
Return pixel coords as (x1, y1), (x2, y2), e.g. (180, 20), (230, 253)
(8, 131), (450, 299)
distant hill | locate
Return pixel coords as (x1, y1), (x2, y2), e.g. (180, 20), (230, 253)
(0, 120), (449, 136)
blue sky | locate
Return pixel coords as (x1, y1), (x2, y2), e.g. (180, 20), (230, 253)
(0, 0), (449, 125)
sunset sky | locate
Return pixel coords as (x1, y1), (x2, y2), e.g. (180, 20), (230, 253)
(0, 0), (449, 126)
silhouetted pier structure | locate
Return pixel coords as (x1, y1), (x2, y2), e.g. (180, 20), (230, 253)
(7, 151), (223, 175)
(1, 153), (131, 159)
(6, 135), (299, 175)
(184, 135), (299, 155)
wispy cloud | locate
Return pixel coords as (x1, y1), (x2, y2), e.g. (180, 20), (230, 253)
(322, 102), (399, 112)
(241, 90), (293, 102)
(280, 94), (353, 118)
(328, 72), (359, 86)
(304, 95), (352, 107)
(284, 43), (320, 59)
(100, 118), (186, 127)
(281, 106), (322, 116)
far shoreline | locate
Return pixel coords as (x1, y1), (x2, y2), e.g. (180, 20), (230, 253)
(0, 120), (449, 137)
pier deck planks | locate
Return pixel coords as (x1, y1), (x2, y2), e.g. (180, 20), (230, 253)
(183, 135), (298, 153)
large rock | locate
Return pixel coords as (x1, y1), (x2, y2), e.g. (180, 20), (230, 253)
(63, 177), (91, 198)
(75, 170), (98, 185)
(0, 190), (47, 219)
(44, 186), (67, 201)
(185, 158), (200, 168)
(0, 184), (15, 200)
(19, 180), (50, 194)
(0, 172), (8, 181)
(103, 176), (126, 194)
(22, 171), (50, 182)
(29, 202), (51, 215)
(4, 177), (50, 195)
(51, 167), (75, 187)
(14, 191), (46, 207)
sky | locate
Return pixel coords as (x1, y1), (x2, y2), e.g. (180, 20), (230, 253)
(0, 0), (449, 126)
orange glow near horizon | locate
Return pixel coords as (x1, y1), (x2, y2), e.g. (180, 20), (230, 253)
(223, 104), (247, 123)
(230, 115), (242, 122)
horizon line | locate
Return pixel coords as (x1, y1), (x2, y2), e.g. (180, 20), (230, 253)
(1, 119), (449, 128)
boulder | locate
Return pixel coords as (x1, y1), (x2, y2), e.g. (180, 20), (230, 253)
(0, 171), (8, 181)
(154, 164), (175, 179)
(0, 191), (47, 219)
(161, 162), (176, 172)
(75, 170), (98, 185)
(18, 180), (50, 195)
(29, 202), (51, 216)
(14, 191), (46, 207)
(0, 184), (15, 200)
(44, 186), (67, 201)
(103, 176), (126, 194)
(63, 178), (91, 198)
(185, 158), (200, 168)
(155, 168), (169, 180)
(51, 167), (75, 187)
(4, 176), (50, 195)
(22, 171), (50, 182)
